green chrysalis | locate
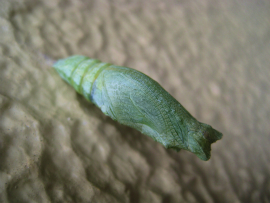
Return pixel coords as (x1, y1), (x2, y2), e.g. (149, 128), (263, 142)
(53, 55), (222, 161)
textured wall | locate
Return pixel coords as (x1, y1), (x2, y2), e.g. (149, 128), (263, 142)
(0, 0), (269, 202)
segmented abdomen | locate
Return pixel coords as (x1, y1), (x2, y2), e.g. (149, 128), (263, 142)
(53, 55), (113, 102)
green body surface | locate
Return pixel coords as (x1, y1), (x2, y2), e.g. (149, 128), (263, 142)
(53, 55), (222, 161)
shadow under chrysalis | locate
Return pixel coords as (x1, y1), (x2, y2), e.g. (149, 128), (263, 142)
(53, 55), (223, 161)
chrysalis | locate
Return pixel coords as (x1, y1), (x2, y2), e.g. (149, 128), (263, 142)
(53, 55), (222, 161)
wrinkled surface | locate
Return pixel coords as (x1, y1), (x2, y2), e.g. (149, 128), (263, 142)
(0, 0), (269, 202)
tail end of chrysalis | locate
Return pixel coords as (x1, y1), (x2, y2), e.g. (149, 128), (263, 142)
(53, 55), (88, 85)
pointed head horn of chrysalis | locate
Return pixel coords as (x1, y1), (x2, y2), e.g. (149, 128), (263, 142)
(186, 122), (223, 161)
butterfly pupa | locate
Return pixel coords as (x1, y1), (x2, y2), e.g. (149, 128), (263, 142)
(53, 55), (222, 161)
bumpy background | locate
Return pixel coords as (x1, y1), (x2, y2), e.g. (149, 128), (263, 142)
(0, 0), (269, 202)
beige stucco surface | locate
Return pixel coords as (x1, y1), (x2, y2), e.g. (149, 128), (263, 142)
(0, 0), (269, 202)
